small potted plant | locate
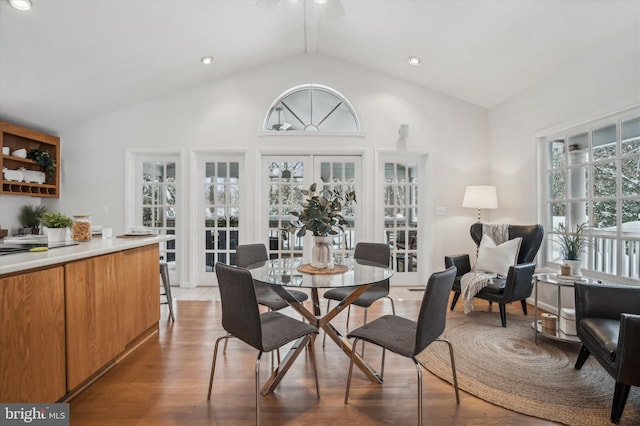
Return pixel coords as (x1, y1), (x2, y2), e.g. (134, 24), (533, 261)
(554, 222), (592, 276)
(28, 149), (57, 182)
(40, 212), (73, 242)
(285, 183), (356, 268)
(18, 204), (47, 235)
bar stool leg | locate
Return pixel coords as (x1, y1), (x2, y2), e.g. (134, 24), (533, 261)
(160, 262), (175, 321)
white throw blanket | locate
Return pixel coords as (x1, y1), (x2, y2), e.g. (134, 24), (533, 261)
(461, 223), (509, 314)
(461, 272), (496, 314)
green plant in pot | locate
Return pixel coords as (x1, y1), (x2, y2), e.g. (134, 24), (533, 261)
(554, 222), (592, 276)
(285, 183), (356, 268)
(28, 149), (56, 182)
(18, 205), (47, 234)
(40, 212), (73, 242)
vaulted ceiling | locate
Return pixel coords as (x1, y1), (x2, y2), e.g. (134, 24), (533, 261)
(1, 0), (638, 133)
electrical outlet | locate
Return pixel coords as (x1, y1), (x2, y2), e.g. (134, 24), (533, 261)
(102, 205), (109, 215)
(435, 206), (447, 216)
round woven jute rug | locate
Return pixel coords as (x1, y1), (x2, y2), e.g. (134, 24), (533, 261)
(416, 310), (640, 426)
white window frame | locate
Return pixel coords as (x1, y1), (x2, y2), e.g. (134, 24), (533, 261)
(538, 106), (640, 284)
(260, 154), (363, 260)
(261, 84), (364, 136)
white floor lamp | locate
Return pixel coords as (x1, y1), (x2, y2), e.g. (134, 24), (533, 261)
(462, 185), (498, 222)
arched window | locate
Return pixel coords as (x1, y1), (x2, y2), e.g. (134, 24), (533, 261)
(264, 84), (360, 133)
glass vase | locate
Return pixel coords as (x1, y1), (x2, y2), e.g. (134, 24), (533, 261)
(311, 235), (334, 269)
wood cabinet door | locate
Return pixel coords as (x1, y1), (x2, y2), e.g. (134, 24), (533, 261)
(0, 267), (66, 402)
(65, 253), (124, 390)
(119, 244), (160, 345)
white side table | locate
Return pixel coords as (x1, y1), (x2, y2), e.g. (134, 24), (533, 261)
(533, 273), (597, 344)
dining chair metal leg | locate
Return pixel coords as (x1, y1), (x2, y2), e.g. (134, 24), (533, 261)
(222, 332), (233, 353)
(414, 360), (423, 426)
(255, 351), (264, 426)
(359, 308), (368, 356)
(436, 338), (460, 403)
(208, 334), (235, 400)
(380, 347), (386, 380)
(386, 296), (396, 315)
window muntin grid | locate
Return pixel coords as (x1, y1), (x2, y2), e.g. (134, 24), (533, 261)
(266, 158), (359, 260)
(543, 112), (640, 280)
(142, 161), (176, 263)
(384, 161), (419, 273)
(204, 161), (240, 271)
(264, 84), (360, 133)
(318, 160), (357, 258)
(267, 161), (305, 258)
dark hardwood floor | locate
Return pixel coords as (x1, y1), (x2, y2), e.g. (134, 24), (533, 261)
(68, 295), (558, 425)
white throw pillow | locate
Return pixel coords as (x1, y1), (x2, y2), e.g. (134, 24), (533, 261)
(473, 236), (522, 277)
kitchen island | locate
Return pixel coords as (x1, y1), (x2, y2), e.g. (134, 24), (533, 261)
(0, 235), (171, 402)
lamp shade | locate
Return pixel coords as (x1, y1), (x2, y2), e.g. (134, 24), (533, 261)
(462, 185), (498, 209)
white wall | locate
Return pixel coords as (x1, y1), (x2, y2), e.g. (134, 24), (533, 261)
(488, 24), (640, 309)
(489, 25), (640, 224)
(48, 54), (490, 285)
(0, 195), (42, 235)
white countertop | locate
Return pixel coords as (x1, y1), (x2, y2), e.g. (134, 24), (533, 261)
(0, 235), (173, 276)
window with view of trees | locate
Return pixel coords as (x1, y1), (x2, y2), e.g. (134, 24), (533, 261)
(204, 161), (240, 270)
(384, 160), (419, 273)
(142, 161), (176, 265)
(542, 111), (640, 281)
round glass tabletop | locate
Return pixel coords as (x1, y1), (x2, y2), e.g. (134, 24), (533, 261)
(247, 257), (393, 289)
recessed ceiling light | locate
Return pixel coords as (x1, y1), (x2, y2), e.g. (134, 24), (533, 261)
(8, 0), (32, 11)
(201, 56), (214, 65)
(313, 0), (327, 4)
(408, 56), (422, 66)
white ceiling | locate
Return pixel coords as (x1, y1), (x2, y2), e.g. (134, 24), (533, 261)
(1, 0), (638, 133)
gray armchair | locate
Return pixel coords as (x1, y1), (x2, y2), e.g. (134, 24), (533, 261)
(574, 282), (640, 424)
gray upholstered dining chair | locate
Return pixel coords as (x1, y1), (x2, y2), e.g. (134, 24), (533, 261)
(236, 243), (309, 310)
(344, 266), (460, 426)
(322, 242), (395, 347)
(208, 263), (320, 426)
(227, 243), (310, 365)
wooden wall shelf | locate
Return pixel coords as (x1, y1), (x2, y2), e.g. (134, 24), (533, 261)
(1, 121), (60, 198)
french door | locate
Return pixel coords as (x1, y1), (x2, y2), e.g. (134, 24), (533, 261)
(196, 154), (243, 285)
(130, 153), (179, 284)
(262, 155), (362, 260)
(378, 153), (427, 284)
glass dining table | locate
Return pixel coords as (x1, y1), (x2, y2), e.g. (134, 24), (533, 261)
(247, 256), (393, 395)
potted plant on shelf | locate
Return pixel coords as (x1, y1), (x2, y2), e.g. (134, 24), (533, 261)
(554, 222), (592, 276)
(40, 212), (73, 242)
(18, 204), (47, 235)
(27, 149), (56, 182)
(285, 182), (356, 268)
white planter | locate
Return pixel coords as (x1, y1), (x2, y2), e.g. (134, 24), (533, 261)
(47, 227), (68, 243)
(563, 259), (582, 276)
(311, 235), (334, 269)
